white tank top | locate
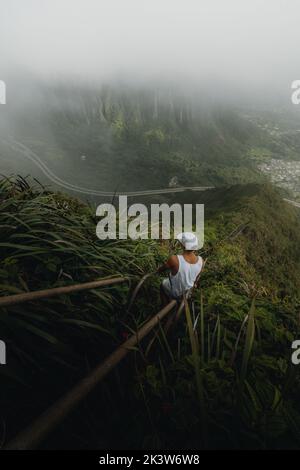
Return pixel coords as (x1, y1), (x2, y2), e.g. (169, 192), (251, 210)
(169, 255), (203, 298)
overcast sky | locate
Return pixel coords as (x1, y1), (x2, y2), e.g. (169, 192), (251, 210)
(0, 0), (299, 96)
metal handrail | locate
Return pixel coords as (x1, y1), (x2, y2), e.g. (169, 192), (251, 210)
(4, 299), (177, 450)
(0, 276), (129, 308)
(1, 260), (207, 449)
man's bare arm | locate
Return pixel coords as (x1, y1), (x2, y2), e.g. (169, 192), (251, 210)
(157, 255), (178, 275)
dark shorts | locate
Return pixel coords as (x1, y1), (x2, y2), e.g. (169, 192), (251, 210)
(161, 278), (180, 300)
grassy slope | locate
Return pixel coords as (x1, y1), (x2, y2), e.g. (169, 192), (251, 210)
(0, 177), (300, 449)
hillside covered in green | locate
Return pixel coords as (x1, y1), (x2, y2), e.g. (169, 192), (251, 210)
(0, 177), (300, 449)
(3, 84), (294, 194)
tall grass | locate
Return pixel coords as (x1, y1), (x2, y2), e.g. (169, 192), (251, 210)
(0, 177), (160, 433)
(1, 177), (300, 449)
(240, 298), (256, 383)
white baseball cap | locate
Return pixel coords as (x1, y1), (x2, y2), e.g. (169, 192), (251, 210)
(176, 232), (198, 250)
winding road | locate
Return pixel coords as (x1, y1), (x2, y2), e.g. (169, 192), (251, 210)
(2, 137), (213, 197)
(2, 137), (300, 208)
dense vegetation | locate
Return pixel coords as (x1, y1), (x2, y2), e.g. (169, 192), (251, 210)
(0, 177), (300, 449)
(0, 84), (279, 193)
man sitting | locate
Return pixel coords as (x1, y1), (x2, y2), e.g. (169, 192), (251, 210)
(157, 232), (203, 306)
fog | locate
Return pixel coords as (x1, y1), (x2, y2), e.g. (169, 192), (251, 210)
(1, 0), (300, 196)
(1, 0), (299, 98)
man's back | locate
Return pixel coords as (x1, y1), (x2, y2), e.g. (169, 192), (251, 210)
(168, 253), (203, 298)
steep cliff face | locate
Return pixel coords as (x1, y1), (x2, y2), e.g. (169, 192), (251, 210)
(0, 84), (267, 192)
